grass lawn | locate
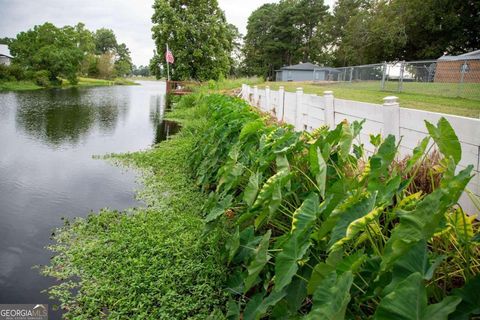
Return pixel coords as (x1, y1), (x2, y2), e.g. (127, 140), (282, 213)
(0, 80), (42, 91)
(260, 81), (480, 118)
(0, 77), (137, 92)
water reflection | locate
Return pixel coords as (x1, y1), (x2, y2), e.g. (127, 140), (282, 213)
(149, 94), (180, 144)
(15, 87), (129, 148)
(0, 81), (166, 315)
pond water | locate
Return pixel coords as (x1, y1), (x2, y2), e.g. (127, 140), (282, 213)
(0, 81), (177, 316)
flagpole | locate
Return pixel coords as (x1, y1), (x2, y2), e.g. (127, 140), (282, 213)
(166, 44), (170, 81)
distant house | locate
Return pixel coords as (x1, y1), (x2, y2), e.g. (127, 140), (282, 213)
(275, 62), (341, 82)
(0, 44), (13, 66)
(434, 49), (480, 83)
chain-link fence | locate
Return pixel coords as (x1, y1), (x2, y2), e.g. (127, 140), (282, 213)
(328, 58), (480, 101)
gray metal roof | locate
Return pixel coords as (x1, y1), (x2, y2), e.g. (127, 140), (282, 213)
(0, 44), (12, 58)
(280, 62), (321, 71)
(438, 49), (480, 61)
(278, 63), (341, 72)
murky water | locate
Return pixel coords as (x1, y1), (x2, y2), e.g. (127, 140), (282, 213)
(0, 81), (178, 317)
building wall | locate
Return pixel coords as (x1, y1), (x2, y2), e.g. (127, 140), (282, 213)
(278, 70), (314, 81)
(434, 60), (480, 83)
(0, 56), (11, 66)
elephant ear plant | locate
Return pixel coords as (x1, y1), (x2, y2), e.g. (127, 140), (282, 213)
(186, 94), (479, 319)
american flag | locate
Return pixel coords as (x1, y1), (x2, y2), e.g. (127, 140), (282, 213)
(165, 46), (174, 64)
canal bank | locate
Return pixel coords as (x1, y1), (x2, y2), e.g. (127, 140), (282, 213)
(42, 95), (228, 319)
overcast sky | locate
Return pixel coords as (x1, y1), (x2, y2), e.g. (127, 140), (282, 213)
(0, 0), (335, 66)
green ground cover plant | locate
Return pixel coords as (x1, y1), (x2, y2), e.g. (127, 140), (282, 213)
(41, 104), (228, 318)
(183, 94), (479, 319)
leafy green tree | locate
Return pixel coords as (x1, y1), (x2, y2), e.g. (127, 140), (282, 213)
(149, 51), (163, 79)
(9, 22), (84, 84)
(94, 28), (118, 54)
(114, 43), (133, 76)
(151, 0), (233, 81)
(243, 0), (331, 78)
(0, 37), (13, 45)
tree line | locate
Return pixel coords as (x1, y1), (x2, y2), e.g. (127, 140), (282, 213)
(1, 22), (133, 86)
(150, 0), (479, 80)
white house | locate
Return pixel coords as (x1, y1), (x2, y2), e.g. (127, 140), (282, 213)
(0, 44), (13, 66)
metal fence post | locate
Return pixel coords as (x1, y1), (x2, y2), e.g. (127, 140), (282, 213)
(278, 86), (285, 121)
(253, 85), (259, 106)
(383, 96), (400, 140)
(349, 67), (354, 83)
(265, 86), (271, 112)
(324, 91), (335, 128)
(381, 62), (387, 90)
(457, 60), (467, 98)
(398, 61), (405, 92)
(295, 88), (304, 131)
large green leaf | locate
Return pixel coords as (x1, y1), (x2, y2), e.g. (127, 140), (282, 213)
(243, 290), (287, 320)
(274, 230), (311, 292)
(225, 226), (240, 264)
(243, 171), (262, 207)
(405, 136), (430, 172)
(449, 274), (480, 319)
(327, 192), (377, 250)
(309, 145), (327, 197)
(244, 230), (271, 292)
(291, 193), (319, 234)
(374, 272), (461, 320)
(381, 166), (473, 271)
(367, 135), (397, 191)
(425, 117), (461, 165)
(305, 271), (353, 320)
(330, 205), (383, 251)
(338, 121), (353, 160)
(248, 169), (290, 227)
(205, 194), (233, 223)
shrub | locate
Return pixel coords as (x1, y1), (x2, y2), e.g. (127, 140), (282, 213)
(0, 64), (14, 81)
(33, 70), (51, 87)
(0, 64), (26, 81)
(183, 94), (479, 319)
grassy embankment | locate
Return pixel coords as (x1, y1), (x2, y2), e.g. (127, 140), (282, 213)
(42, 98), (228, 319)
(0, 77), (137, 91)
(260, 81), (480, 118)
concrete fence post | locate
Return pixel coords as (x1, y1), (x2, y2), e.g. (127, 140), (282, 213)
(265, 86), (271, 112)
(253, 86), (259, 106)
(241, 84), (246, 100)
(324, 91), (335, 128)
(382, 96), (400, 140)
(295, 87), (304, 131)
(277, 86), (285, 121)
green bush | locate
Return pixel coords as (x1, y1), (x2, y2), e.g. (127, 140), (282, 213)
(0, 64), (14, 81)
(183, 94), (479, 319)
(8, 64), (26, 80)
(0, 64), (26, 81)
(33, 70), (51, 87)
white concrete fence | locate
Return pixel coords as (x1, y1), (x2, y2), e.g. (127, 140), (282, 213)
(241, 84), (480, 215)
